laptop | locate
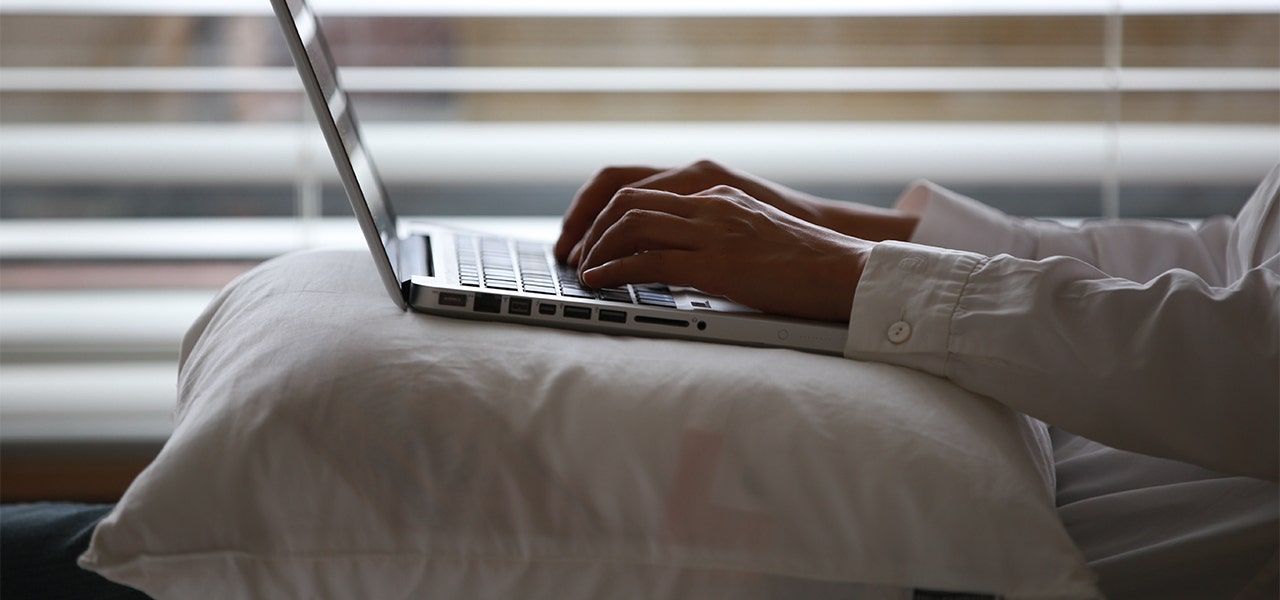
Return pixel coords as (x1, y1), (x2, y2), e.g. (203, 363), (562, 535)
(269, 0), (847, 355)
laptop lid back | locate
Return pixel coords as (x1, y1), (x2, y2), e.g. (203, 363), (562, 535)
(271, 0), (408, 309)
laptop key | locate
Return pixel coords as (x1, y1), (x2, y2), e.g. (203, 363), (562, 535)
(484, 280), (519, 291)
(637, 297), (678, 308)
(635, 287), (677, 307)
(598, 288), (634, 303)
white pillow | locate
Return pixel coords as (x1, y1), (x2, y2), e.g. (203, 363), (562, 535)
(80, 248), (1098, 599)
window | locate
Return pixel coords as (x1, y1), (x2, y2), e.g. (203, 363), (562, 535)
(1, 1), (1277, 446)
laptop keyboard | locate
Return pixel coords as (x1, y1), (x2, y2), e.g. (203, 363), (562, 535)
(455, 234), (676, 308)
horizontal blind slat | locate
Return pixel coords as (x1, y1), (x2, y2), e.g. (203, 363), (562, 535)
(4, 67), (1278, 93)
(2, 0), (1276, 16)
(2, 123), (1274, 185)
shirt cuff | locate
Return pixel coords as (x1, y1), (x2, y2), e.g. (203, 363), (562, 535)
(896, 180), (1036, 258)
(843, 240), (986, 377)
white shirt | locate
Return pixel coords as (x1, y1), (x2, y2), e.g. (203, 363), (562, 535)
(845, 165), (1279, 598)
(846, 166), (1278, 480)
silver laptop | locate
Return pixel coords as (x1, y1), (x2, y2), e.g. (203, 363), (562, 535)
(270, 0), (847, 355)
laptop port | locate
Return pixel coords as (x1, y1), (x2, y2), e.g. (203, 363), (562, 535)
(438, 292), (467, 307)
(634, 315), (689, 328)
(599, 309), (627, 324)
(538, 303), (557, 316)
(473, 293), (502, 314)
(563, 306), (591, 320)
(508, 297), (532, 316)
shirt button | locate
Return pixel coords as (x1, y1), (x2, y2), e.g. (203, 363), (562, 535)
(887, 321), (912, 344)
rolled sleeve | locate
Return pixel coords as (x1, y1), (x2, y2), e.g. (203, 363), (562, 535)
(843, 240), (986, 377)
(897, 179), (1234, 284)
(896, 180), (1037, 257)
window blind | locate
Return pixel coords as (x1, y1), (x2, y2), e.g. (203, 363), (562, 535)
(1, 0), (1276, 441)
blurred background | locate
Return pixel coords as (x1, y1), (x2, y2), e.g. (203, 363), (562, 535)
(1, 0), (1277, 500)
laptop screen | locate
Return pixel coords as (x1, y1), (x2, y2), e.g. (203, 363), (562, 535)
(272, 0), (408, 307)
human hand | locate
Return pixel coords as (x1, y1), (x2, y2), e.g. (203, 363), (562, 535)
(556, 160), (917, 264)
(557, 160), (835, 264)
(575, 185), (871, 322)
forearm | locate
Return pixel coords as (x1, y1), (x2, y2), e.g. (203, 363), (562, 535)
(803, 194), (920, 242)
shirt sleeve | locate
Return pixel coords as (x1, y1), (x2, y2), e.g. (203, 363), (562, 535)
(844, 180), (1280, 481)
(896, 179), (1236, 285)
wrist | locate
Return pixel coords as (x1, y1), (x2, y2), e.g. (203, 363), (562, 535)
(818, 236), (872, 322)
(813, 199), (919, 242)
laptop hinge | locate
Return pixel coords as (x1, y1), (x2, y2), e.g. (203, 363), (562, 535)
(396, 234), (431, 294)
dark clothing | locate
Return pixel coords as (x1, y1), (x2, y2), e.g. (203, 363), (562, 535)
(1, 503), (151, 600)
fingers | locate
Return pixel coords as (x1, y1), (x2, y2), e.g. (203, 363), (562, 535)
(566, 181), (870, 321)
(576, 187), (754, 295)
(557, 160), (756, 264)
(581, 249), (702, 291)
(575, 187), (706, 271)
(555, 165), (664, 261)
(579, 208), (703, 276)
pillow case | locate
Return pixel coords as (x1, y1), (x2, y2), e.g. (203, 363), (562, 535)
(80, 249), (1098, 598)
